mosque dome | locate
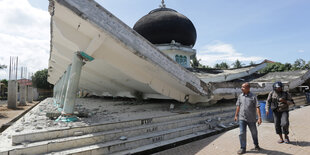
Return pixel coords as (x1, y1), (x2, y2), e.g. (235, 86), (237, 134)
(133, 7), (197, 47)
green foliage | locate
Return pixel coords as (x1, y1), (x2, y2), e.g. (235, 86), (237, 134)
(260, 63), (285, 73)
(0, 79), (8, 87)
(214, 62), (230, 69)
(189, 57), (309, 74)
(0, 64), (7, 69)
(190, 55), (201, 68)
(32, 69), (54, 89)
(291, 58), (309, 70)
(259, 59), (309, 74)
(232, 59), (243, 68)
(190, 55), (212, 69)
(250, 61), (255, 65)
(284, 63), (292, 71)
(202, 65), (212, 69)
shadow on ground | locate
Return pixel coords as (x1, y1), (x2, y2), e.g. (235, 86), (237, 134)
(247, 148), (293, 155)
(289, 141), (310, 147)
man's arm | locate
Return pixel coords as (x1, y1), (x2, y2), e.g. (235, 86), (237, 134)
(235, 96), (241, 121)
(256, 107), (262, 125)
(255, 96), (262, 125)
(234, 106), (240, 122)
(266, 92), (272, 115)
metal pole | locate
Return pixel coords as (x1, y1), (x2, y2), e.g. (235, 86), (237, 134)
(9, 57), (11, 80)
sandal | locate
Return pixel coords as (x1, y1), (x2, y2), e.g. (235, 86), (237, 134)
(277, 139), (284, 143)
(284, 138), (290, 144)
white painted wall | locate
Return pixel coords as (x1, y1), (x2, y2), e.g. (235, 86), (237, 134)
(157, 45), (196, 68)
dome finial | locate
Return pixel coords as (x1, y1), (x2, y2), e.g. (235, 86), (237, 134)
(160, 0), (166, 8)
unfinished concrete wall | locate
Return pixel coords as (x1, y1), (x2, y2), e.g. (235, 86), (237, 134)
(8, 80), (17, 109)
(32, 88), (39, 101)
(27, 86), (33, 103)
(19, 85), (27, 106)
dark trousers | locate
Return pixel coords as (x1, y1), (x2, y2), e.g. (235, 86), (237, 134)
(239, 120), (258, 149)
(273, 110), (289, 135)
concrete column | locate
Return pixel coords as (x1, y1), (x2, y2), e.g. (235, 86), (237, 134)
(63, 52), (83, 114)
(8, 80), (17, 109)
(55, 78), (61, 104)
(53, 83), (56, 98)
(19, 85), (27, 106)
(57, 75), (65, 105)
(53, 81), (58, 104)
(56, 76), (63, 105)
(60, 65), (71, 108)
(27, 86), (33, 103)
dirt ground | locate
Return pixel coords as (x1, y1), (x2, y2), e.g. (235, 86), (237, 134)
(0, 101), (38, 132)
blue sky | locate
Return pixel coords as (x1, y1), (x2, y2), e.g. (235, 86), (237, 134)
(0, 0), (309, 79)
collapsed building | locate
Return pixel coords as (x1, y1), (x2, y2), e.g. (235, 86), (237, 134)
(47, 0), (309, 107)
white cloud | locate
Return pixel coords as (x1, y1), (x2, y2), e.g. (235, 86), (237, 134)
(197, 41), (265, 67)
(297, 49), (304, 53)
(0, 0), (50, 80)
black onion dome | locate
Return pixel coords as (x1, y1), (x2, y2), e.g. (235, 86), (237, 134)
(133, 8), (197, 46)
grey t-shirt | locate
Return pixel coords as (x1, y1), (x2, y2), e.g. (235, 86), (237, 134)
(236, 92), (260, 122)
(266, 91), (293, 112)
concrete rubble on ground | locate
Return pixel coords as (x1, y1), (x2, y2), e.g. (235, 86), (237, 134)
(0, 96), (239, 153)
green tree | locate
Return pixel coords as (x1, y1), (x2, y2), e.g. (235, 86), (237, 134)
(32, 69), (53, 89)
(190, 55), (201, 68)
(259, 62), (286, 73)
(249, 61), (255, 65)
(202, 65), (212, 69)
(0, 64), (7, 69)
(291, 58), (306, 70)
(283, 63), (292, 71)
(0, 79), (8, 87)
(232, 59), (243, 68)
(305, 61), (310, 69)
(214, 62), (229, 69)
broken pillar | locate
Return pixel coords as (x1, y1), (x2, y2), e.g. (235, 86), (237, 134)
(8, 80), (17, 109)
(19, 85), (27, 106)
(27, 86), (33, 103)
(55, 76), (62, 105)
(53, 81), (57, 104)
(63, 52), (83, 115)
(60, 65), (71, 108)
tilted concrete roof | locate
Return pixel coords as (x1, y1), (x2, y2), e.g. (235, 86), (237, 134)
(48, 0), (212, 103)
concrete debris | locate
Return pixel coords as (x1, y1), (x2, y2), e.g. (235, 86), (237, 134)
(14, 127), (24, 132)
(21, 142), (29, 147)
(229, 122), (236, 126)
(74, 131), (84, 136)
(46, 112), (61, 120)
(120, 136), (127, 141)
(36, 126), (43, 130)
(217, 124), (227, 128)
(0, 97), (238, 152)
(208, 124), (214, 129)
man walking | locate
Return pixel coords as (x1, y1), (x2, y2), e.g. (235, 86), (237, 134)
(266, 81), (294, 144)
(234, 82), (262, 154)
